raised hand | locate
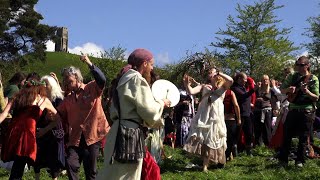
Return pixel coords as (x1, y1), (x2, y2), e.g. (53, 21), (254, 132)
(80, 54), (93, 66)
(183, 74), (191, 86)
(50, 72), (60, 84)
(254, 82), (261, 91)
(288, 86), (296, 94)
(270, 79), (276, 88)
(163, 99), (171, 108)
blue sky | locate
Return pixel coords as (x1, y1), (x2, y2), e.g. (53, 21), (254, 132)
(37, 0), (320, 67)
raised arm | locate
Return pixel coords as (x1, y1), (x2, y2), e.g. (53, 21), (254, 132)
(270, 79), (281, 95)
(220, 71), (234, 90)
(80, 54), (107, 90)
(232, 85), (255, 100)
(183, 74), (203, 95)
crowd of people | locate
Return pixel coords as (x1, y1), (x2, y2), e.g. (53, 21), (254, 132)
(0, 49), (319, 179)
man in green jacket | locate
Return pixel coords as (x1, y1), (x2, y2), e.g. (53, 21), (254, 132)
(279, 56), (319, 167)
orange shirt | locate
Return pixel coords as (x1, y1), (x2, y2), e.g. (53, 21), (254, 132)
(57, 81), (110, 147)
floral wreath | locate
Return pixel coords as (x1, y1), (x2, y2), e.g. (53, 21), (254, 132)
(23, 80), (46, 88)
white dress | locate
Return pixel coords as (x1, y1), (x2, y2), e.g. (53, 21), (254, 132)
(184, 85), (227, 164)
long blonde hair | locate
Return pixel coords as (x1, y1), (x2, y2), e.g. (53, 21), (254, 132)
(214, 75), (225, 89)
(41, 75), (64, 102)
(260, 74), (270, 94)
(207, 68), (225, 89)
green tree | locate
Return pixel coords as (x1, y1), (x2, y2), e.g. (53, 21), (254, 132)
(305, 8), (320, 75)
(158, 48), (220, 87)
(306, 12), (320, 58)
(101, 45), (127, 61)
(212, 0), (297, 79)
(0, 0), (57, 63)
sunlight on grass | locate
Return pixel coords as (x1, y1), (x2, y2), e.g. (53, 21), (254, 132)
(0, 142), (319, 179)
(160, 145), (320, 180)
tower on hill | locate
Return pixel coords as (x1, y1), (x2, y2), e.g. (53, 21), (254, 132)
(55, 27), (68, 52)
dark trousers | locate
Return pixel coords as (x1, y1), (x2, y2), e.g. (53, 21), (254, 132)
(9, 156), (29, 180)
(34, 163), (61, 178)
(279, 109), (314, 163)
(66, 135), (101, 180)
(225, 120), (238, 157)
(253, 109), (272, 146)
(238, 116), (254, 149)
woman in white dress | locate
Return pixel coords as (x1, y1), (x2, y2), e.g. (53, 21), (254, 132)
(183, 68), (233, 172)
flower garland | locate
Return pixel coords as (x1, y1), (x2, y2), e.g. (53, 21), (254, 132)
(23, 80), (46, 88)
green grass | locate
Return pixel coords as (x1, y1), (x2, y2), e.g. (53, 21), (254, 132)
(0, 145), (319, 180)
(160, 145), (320, 180)
(0, 156), (105, 180)
(21, 52), (93, 81)
(19, 52), (126, 87)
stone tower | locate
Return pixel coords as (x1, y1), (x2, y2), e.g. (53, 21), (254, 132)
(55, 27), (68, 52)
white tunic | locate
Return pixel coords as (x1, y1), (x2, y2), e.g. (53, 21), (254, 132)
(98, 69), (164, 180)
(184, 86), (227, 164)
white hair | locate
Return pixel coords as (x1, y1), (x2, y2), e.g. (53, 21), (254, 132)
(61, 66), (83, 83)
(41, 75), (64, 102)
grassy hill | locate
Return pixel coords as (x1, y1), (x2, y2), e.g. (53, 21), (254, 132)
(0, 52), (126, 87)
(1, 51), (174, 88)
(21, 52), (88, 79)
(24, 52), (127, 86)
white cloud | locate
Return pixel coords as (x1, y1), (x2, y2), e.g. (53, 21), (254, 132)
(69, 42), (104, 58)
(155, 52), (170, 67)
(45, 40), (55, 52)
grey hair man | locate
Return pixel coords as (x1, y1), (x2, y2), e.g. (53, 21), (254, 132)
(57, 55), (110, 180)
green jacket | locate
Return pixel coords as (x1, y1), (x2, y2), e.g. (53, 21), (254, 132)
(281, 72), (319, 109)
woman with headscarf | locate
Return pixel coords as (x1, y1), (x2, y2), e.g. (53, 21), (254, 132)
(98, 49), (170, 179)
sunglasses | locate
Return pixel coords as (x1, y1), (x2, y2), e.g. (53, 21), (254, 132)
(295, 63), (307, 67)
